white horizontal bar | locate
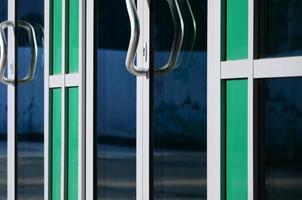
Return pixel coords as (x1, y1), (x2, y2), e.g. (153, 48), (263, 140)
(221, 60), (252, 79)
(254, 56), (302, 78)
(49, 75), (64, 88)
(65, 73), (81, 87)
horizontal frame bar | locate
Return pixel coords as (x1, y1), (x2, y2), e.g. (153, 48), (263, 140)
(254, 56), (302, 78)
(221, 60), (253, 79)
(49, 74), (81, 88)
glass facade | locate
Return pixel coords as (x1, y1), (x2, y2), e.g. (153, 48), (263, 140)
(95, 0), (136, 199)
(255, 78), (302, 200)
(0, 0), (7, 199)
(16, 0), (44, 198)
(257, 0), (302, 58)
(152, 0), (207, 199)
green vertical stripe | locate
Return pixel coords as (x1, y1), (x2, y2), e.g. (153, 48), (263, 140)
(68, 0), (79, 73)
(226, 79), (248, 200)
(226, 0), (248, 60)
(51, 89), (62, 200)
(53, 0), (62, 74)
(67, 87), (79, 200)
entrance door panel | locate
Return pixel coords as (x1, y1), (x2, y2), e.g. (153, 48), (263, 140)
(16, 0), (45, 198)
(0, 0), (7, 198)
(94, 0), (136, 199)
(88, 0), (208, 199)
(152, 0), (207, 199)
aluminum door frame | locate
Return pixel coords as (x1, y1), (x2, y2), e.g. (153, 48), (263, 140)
(7, 0), (16, 199)
(85, 0), (150, 199)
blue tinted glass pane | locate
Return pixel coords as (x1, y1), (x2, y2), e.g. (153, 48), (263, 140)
(258, 0), (302, 58)
(256, 78), (302, 200)
(0, 86), (7, 199)
(95, 0), (136, 199)
(0, 0), (7, 199)
(153, 0), (207, 199)
(16, 0), (44, 199)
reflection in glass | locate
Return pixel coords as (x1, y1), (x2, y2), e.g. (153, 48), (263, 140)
(16, 0), (44, 199)
(256, 78), (302, 200)
(95, 0), (136, 199)
(258, 0), (302, 58)
(0, 0), (7, 199)
(152, 0), (207, 199)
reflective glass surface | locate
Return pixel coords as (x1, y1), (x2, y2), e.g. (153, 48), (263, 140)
(0, 0), (7, 198)
(152, 0), (207, 199)
(257, 0), (302, 58)
(95, 0), (136, 199)
(16, 0), (44, 198)
(256, 78), (302, 200)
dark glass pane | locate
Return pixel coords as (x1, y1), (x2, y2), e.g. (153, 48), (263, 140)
(95, 0), (136, 199)
(256, 78), (302, 200)
(0, 0), (7, 199)
(16, 0), (44, 199)
(152, 0), (207, 199)
(258, 0), (302, 58)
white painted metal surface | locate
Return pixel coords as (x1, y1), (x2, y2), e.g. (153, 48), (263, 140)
(85, 0), (94, 199)
(7, 0), (16, 199)
(207, 0), (222, 199)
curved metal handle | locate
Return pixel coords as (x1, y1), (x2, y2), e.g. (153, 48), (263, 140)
(154, 0), (184, 75)
(0, 20), (38, 85)
(125, 0), (148, 76)
(175, 0), (196, 69)
(17, 21), (38, 83)
(0, 21), (14, 84)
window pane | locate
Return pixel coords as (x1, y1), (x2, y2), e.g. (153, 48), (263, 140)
(16, 0), (44, 198)
(257, 0), (302, 58)
(255, 78), (302, 200)
(152, 0), (207, 199)
(0, 0), (7, 198)
(95, 0), (136, 199)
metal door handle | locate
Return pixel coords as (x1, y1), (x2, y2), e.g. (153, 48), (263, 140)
(154, 0), (184, 75)
(125, 0), (184, 76)
(125, 0), (149, 76)
(0, 21), (13, 84)
(175, 0), (196, 69)
(0, 20), (38, 84)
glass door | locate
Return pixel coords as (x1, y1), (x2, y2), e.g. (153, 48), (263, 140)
(151, 0), (207, 199)
(86, 0), (208, 199)
(91, 0), (137, 199)
(0, 0), (45, 199)
(16, 0), (45, 199)
(0, 0), (8, 199)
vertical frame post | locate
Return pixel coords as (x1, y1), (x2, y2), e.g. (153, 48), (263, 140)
(7, 0), (16, 199)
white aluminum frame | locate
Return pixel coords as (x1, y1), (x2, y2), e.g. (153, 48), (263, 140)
(85, 0), (94, 199)
(44, 0), (85, 199)
(7, 0), (16, 199)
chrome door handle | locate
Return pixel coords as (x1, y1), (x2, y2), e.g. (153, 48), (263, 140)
(0, 21), (13, 84)
(17, 21), (38, 83)
(175, 0), (196, 69)
(154, 0), (184, 75)
(0, 20), (38, 85)
(125, 0), (149, 76)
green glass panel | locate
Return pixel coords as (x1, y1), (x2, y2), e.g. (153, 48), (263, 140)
(226, 79), (248, 200)
(68, 0), (79, 73)
(67, 87), (79, 200)
(51, 89), (62, 200)
(226, 0), (248, 60)
(53, 0), (62, 74)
